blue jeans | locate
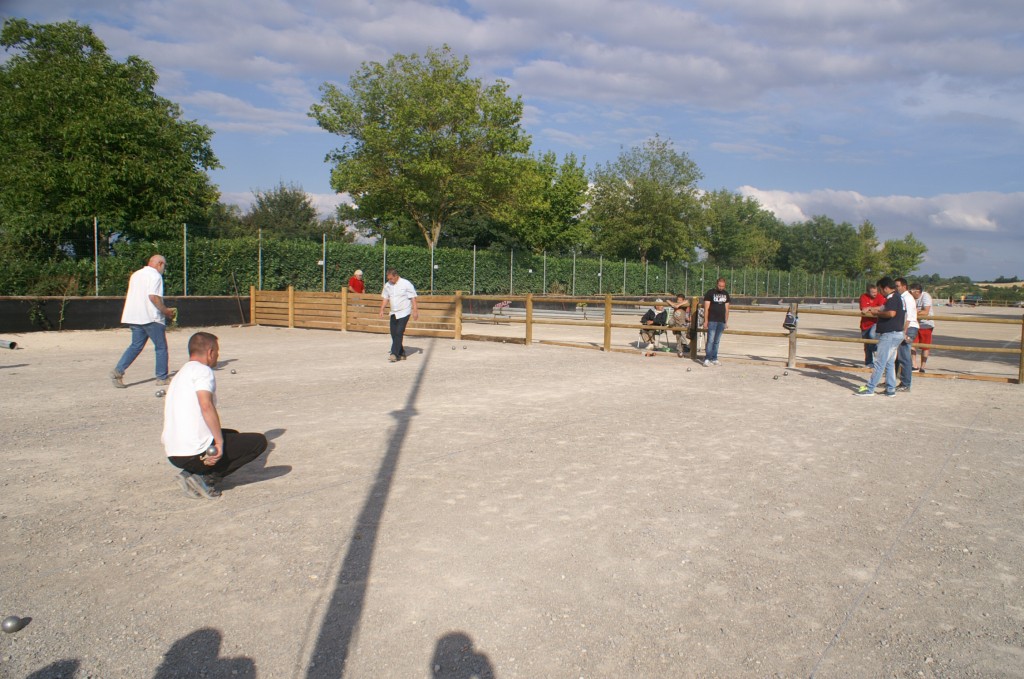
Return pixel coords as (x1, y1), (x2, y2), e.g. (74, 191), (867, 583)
(861, 325), (878, 366)
(115, 323), (168, 379)
(389, 314), (411, 358)
(866, 331), (903, 394)
(705, 321), (725, 361)
(897, 326), (918, 388)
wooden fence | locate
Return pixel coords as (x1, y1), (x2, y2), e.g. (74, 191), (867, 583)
(251, 287), (1024, 384)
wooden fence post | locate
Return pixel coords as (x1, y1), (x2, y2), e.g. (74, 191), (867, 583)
(250, 286), (257, 326)
(1019, 315), (1023, 385)
(689, 295), (700, 360)
(603, 295), (612, 352)
(341, 287), (348, 332)
(288, 285), (295, 329)
(525, 293), (533, 346)
(454, 291), (463, 340)
(787, 302), (799, 368)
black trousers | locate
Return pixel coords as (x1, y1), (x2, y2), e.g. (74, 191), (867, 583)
(168, 428), (268, 478)
(389, 313), (411, 358)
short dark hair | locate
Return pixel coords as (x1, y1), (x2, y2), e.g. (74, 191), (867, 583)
(866, 283), (877, 291)
(188, 331), (219, 356)
(895, 277), (908, 288)
(909, 283), (923, 292)
(385, 268), (398, 278)
(876, 276), (896, 291)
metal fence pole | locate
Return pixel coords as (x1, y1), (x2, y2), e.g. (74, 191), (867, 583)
(599, 255), (603, 294)
(509, 249), (514, 295)
(258, 228), (262, 291)
(472, 245), (477, 295)
(572, 250), (576, 296)
(542, 250), (546, 294)
(622, 258), (626, 295)
(322, 233), (326, 292)
(183, 223), (188, 297)
(93, 217), (99, 296)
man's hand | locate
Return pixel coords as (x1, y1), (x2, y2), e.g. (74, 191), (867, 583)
(203, 442), (223, 466)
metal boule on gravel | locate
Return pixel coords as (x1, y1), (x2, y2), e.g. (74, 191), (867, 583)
(156, 390), (166, 398)
(686, 367), (692, 372)
(231, 369), (237, 374)
(773, 375), (780, 380)
(2, 616), (26, 633)
(784, 371), (789, 376)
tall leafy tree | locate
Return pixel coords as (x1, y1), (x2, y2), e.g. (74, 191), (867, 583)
(244, 182), (322, 240)
(854, 220), (886, 276)
(507, 152), (590, 253)
(882, 233), (928, 277)
(778, 215), (861, 276)
(309, 45), (532, 249)
(700, 189), (783, 268)
(588, 135), (702, 263)
(0, 19), (220, 258)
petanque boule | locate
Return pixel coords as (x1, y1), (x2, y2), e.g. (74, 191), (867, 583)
(784, 370), (789, 376)
(156, 389), (166, 398)
(686, 367), (692, 372)
(230, 369), (237, 374)
(773, 375), (780, 380)
(2, 616), (26, 633)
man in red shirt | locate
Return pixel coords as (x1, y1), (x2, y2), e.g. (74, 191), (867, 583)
(859, 282), (886, 366)
(347, 269), (365, 294)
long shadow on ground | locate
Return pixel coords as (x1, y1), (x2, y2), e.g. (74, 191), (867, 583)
(306, 342), (434, 678)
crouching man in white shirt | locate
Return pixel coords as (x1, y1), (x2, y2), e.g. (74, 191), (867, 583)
(161, 332), (268, 499)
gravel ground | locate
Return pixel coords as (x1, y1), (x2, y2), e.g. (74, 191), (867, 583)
(0, 322), (1022, 679)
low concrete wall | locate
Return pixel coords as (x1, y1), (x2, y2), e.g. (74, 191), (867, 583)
(0, 296), (250, 333)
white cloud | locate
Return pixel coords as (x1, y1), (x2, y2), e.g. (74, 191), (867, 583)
(738, 186), (1024, 277)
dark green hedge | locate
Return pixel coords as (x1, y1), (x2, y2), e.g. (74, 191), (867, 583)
(1, 236), (867, 298)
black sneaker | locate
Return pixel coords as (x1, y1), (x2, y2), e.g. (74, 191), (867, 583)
(896, 385), (911, 392)
(186, 474), (221, 499)
(176, 470), (201, 499)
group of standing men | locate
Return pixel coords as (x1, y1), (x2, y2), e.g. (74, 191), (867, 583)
(857, 277), (934, 397)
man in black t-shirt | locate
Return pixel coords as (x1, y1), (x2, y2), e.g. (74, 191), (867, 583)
(702, 278), (731, 366)
(856, 276), (905, 397)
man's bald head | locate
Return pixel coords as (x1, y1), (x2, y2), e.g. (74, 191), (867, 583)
(148, 255), (167, 270)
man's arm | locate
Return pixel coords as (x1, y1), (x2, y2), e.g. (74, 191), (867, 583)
(723, 302), (730, 326)
(196, 390), (224, 464)
(411, 295), (419, 321)
(148, 294), (176, 320)
(702, 300), (710, 328)
(378, 294), (389, 318)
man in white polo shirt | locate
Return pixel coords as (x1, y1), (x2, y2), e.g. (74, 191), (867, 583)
(162, 332), (268, 499)
(378, 268), (419, 363)
(111, 254), (177, 388)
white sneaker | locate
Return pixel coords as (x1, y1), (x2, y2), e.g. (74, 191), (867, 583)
(703, 359), (711, 367)
(712, 360), (721, 366)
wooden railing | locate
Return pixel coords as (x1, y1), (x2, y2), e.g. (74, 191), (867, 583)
(251, 288), (1024, 384)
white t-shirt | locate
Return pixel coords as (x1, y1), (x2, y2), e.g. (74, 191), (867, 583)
(902, 290), (918, 328)
(121, 265), (165, 325)
(161, 360), (216, 457)
(382, 277), (418, 319)
(917, 291), (935, 328)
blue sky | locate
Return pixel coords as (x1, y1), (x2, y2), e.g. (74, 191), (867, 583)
(4, 0), (1023, 280)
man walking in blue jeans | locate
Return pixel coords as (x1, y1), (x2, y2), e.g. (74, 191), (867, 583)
(855, 276), (905, 397)
(378, 268), (419, 362)
(702, 277), (731, 366)
(111, 254), (177, 388)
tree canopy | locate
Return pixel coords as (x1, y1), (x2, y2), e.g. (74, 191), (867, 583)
(309, 45), (532, 250)
(0, 19), (220, 258)
(588, 135), (703, 263)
